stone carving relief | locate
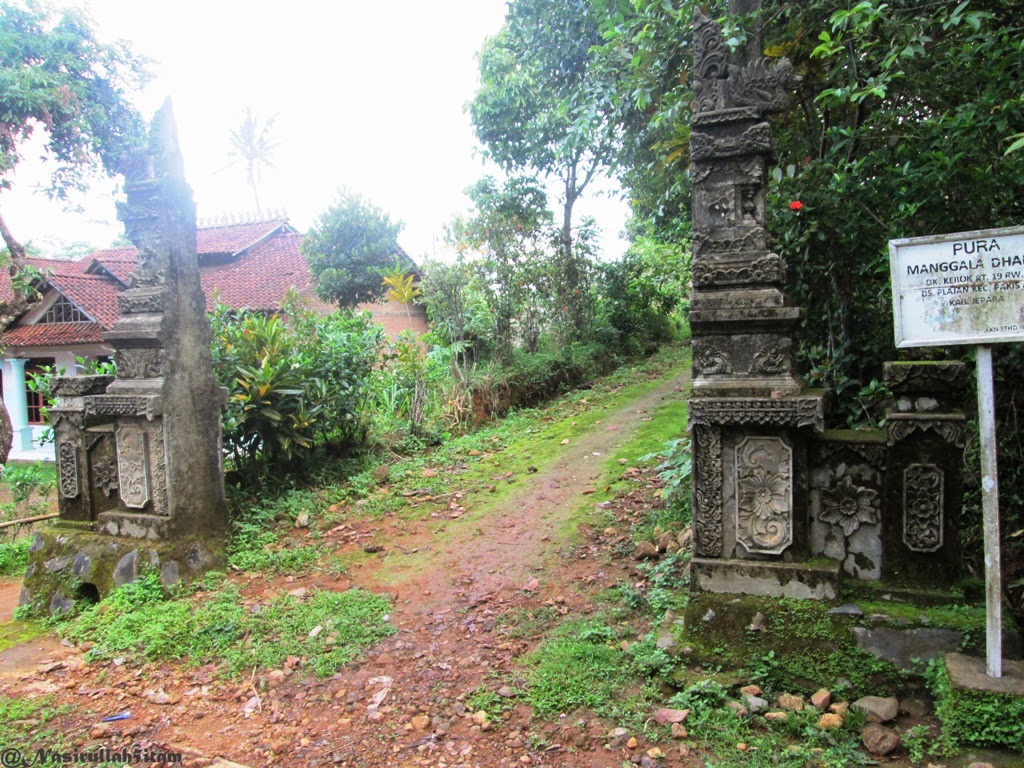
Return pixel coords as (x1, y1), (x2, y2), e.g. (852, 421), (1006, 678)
(735, 436), (792, 554)
(727, 57), (800, 113)
(690, 397), (825, 431)
(694, 342), (733, 375)
(818, 474), (879, 536)
(692, 10), (728, 115)
(92, 458), (119, 498)
(692, 157), (763, 184)
(887, 418), (966, 447)
(690, 123), (773, 161)
(883, 361), (965, 391)
(903, 464), (944, 552)
(87, 395), (161, 420)
(692, 425), (723, 557)
(692, 254), (784, 288)
(150, 427), (169, 516)
(57, 442), (80, 498)
(115, 348), (164, 379)
(750, 342), (788, 375)
(115, 424), (151, 509)
(693, 229), (765, 258)
(117, 290), (164, 315)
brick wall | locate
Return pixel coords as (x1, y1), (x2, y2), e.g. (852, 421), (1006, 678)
(357, 298), (429, 339)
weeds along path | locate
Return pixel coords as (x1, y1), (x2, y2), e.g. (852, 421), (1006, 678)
(351, 366), (691, 621)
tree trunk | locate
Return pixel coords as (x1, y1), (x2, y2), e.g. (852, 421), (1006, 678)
(0, 208), (33, 322)
(0, 208), (27, 268)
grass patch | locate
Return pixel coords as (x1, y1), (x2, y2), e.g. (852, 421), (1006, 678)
(0, 538), (30, 578)
(62, 572), (394, 677)
(0, 619), (46, 652)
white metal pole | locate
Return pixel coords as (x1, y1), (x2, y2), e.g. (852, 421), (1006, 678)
(976, 344), (1002, 678)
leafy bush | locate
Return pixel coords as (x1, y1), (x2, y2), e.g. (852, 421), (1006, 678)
(210, 296), (381, 485)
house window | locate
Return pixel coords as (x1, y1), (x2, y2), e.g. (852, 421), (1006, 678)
(40, 296), (88, 323)
(25, 359), (55, 425)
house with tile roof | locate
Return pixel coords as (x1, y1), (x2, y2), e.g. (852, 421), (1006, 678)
(0, 218), (427, 460)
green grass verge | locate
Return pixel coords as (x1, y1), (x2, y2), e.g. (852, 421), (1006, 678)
(62, 572), (394, 678)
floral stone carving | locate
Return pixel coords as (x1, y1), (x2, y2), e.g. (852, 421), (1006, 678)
(904, 464), (944, 552)
(819, 475), (879, 536)
(735, 436), (792, 554)
(115, 424), (151, 509)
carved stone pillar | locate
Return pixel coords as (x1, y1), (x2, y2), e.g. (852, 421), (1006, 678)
(688, 8), (830, 599)
(882, 361), (965, 587)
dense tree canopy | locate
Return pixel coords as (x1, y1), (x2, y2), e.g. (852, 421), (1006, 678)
(470, 0), (620, 337)
(0, 1), (147, 263)
(302, 189), (405, 308)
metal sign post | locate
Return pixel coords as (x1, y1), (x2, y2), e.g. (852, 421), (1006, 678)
(890, 226), (1024, 679)
(976, 345), (1002, 678)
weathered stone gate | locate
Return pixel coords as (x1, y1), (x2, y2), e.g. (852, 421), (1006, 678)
(20, 102), (228, 615)
(688, 7), (965, 599)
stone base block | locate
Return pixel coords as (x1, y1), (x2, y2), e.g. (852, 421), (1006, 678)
(19, 525), (225, 618)
(692, 557), (841, 600)
(938, 653), (1024, 753)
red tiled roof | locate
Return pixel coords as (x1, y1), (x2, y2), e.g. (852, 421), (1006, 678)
(0, 218), (426, 351)
(3, 321), (105, 347)
(196, 219), (290, 255)
(45, 274), (122, 327)
(199, 232), (335, 313)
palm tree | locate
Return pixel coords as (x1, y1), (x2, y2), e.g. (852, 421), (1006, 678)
(226, 107), (279, 218)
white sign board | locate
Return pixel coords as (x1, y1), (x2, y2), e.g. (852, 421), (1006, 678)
(890, 226), (1024, 348)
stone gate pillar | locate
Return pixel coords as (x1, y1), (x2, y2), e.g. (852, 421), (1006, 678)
(687, 8), (831, 598)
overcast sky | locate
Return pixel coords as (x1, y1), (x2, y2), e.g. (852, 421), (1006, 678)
(4, 0), (628, 261)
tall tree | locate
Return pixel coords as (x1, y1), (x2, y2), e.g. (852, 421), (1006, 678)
(469, 0), (618, 337)
(226, 107), (279, 218)
(0, 2), (147, 270)
(302, 189), (404, 308)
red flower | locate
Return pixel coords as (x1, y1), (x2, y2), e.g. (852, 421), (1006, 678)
(789, 200), (803, 211)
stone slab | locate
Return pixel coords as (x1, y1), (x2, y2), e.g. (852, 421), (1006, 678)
(852, 626), (964, 671)
(691, 557), (841, 600)
(946, 653), (1024, 696)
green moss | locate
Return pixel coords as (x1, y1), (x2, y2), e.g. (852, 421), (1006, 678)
(680, 593), (903, 696)
(0, 620), (46, 652)
(932, 662), (1024, 753)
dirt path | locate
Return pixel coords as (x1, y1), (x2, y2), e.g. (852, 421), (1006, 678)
(0, 369), (692, 768)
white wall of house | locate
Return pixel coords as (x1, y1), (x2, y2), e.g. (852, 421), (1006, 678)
(1, 344), (111, 462)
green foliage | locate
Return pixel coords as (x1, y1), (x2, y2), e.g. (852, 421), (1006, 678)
(0, 2), (147, 197)
(210, 299), (381, 485)
(930, 658), (1024, 752)
(640, 437), (692, 525)
(523, 619), (629, 718)
(303, 188), (405, 308)
(62, 572), (395, 678)
(227, 489), (322, 573)
(0, 538), (29, 577)
(470, 0), (619, 339)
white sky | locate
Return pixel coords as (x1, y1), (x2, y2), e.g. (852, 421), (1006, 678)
(3, 0), (629, 262)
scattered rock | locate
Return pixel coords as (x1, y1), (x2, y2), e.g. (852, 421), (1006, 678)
(287, 587), (307, 599)
(739, 684), (762, 697)
(817, 713), (843, 730)
(829, 701), (849, 716)
(471, 710), (489, 727)
(411, 715), (430, 731)
(294, 513), (310, 528)
(777, 693), (805, 711)
(744, 695), (768, 714)
(142, 688), (179, 706)
(747, 612), (766, 631)
(655, 630), (675, 651)
(646, 747), (663, 759)
(634, 541), (659, 560)
(852, 695), (898, 723)
(861, 723), (901, 756)
(607, 727), (630, 747)
(966, 762), (996, 768)
(764, 711), (788, 722)
(497, 686), (515, 698)
(810, 688), (831, 711)
(626, 736), (638, 749)
(654, 532), (675, 552)
(670, 723), (687, 739)
(899, 697), (930, 717)
(828, 603), (863, 617)
(371, 465), (390, 484)
(653, 708), (689, 725)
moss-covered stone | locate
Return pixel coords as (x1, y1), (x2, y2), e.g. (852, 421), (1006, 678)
(934, 653), (1024, 753)
(19, 524), (224, 619)
(676, 592), (964, 696)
